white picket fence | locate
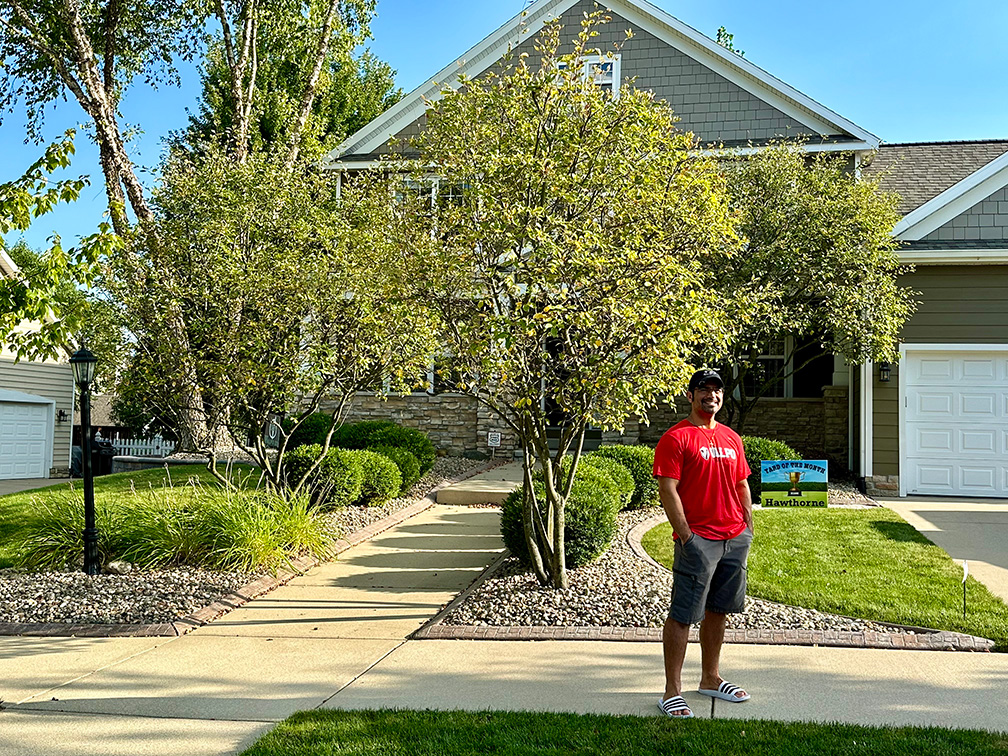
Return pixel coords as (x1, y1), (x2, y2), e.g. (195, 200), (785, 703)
(109, 433), (177, 458)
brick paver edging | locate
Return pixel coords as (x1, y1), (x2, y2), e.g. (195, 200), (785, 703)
(0, 459), (506, 639)
(417, 623), (994, 651)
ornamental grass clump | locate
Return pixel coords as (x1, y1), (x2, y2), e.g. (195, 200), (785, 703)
(13, 481), (332, 573)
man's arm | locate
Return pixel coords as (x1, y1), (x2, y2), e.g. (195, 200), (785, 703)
(657, 476), (692, 542)
(736, 477), (753, 532)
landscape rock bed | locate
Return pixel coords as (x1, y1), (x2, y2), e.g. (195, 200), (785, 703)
(443, 502), (911, 635)
(0, 456), (486, 627)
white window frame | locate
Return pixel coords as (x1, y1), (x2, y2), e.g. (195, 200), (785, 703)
(557, 54), (622, 98)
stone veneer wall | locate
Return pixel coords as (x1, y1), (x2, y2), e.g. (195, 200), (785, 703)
(331, 392), (518, 457)
(326, 386), (849, 470)
(635, 393), (844, 466)
(865, 475), (899, 498)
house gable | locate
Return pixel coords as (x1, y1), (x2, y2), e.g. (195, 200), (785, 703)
(327, 0), (877, 166)
(866, 142), (1008, 264)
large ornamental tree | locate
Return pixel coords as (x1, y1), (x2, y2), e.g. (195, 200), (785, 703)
(704, 142), (915, 430)
(403, 14), (744, 588)
(108, 152), (436, 488)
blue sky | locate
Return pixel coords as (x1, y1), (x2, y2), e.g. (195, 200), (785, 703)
(3, 0), (1006, 250)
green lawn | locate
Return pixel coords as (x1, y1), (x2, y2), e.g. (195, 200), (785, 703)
(642, 507), (1008, 649)
(0, 464), (255, 568)
(240, 709), (1008, 756)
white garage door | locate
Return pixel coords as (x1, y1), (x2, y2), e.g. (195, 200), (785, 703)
(903, 349), (1008, 497)
(0, 402), (51, 479)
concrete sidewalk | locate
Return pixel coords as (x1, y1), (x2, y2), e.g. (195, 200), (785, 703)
(3, 500), (1008, 756)
(435, 460), (522, 505)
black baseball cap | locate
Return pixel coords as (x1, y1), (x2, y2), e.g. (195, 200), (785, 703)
(688, 368), (724, 392)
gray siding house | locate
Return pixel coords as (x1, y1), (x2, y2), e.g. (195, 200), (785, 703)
(0, 247), (74, 479)
(326, 0), (1008, 498)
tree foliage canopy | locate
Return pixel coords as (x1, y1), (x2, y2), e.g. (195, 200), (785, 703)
(108, 151), (436, 487)
(404, 13), (742, 587)
(0, 131), (118, 361)
(704, 143), (914, 428)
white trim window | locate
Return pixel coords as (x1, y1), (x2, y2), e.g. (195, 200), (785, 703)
(557, 54), (622, 98)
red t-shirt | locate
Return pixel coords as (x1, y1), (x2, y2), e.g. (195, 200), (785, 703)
(652, 419), (751, 541)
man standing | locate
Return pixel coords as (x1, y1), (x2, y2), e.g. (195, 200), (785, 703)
(652, 368), (754, 719)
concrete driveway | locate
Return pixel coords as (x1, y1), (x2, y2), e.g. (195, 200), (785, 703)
(0, 477), (66, 497)
(881, 496), (1008, 603)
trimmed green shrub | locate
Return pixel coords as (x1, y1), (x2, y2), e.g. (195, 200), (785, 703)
(281, 444), (363, 509)
(331, 420), (396, 450)
(741, 436), (802, 502)
(589, 445), (659, 509)
(580, 455), (635, 509)
(347, 449), (402, 506)
(333, 420), (437, 475)
(284, 412), (335, 450)
(501, 465), (620, 569)
(372, 445), (422, 494)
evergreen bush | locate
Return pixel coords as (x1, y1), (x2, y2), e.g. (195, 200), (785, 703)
(590, 445), (659, 508)
(500, 464), (620, 569)
(347, 449), (402, 506)
(372, 445), (422, 494)
(333, 421), (437, 475)
(281, 444), (364, 509)
(580, 455), (635, 509)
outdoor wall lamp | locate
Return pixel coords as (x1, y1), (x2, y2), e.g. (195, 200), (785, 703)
(879, 362), (892, 383)
(70, 346), (100, 576)
(56, 409), (70, 423)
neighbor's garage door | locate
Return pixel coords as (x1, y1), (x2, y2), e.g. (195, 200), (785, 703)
(903, 350), (1008, 497)
(0, 402), (50, 479)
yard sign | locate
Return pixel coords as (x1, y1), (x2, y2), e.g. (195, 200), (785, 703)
(760, 460), (828, 507)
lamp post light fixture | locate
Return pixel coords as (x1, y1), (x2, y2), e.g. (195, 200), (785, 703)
(70, 347), (100, 575)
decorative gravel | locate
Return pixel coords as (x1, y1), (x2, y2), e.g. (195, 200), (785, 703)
(0, 456), (488, 627)
(444, 498), (911, 635)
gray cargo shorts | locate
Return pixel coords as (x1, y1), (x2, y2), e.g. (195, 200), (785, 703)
(669, 526), (752, 625)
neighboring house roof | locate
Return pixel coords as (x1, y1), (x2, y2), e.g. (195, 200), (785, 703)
(73, 394), (116, 427)
(863, 140), (1008, 264)
(326, 0), (878, 167)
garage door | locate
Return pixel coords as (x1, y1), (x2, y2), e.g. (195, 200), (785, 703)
(0, 402), (51, 479)
(903, 350), (1008, 497)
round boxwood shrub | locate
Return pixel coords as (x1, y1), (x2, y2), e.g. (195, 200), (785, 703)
(347, 449), (402, 506)
(331, 420), (396, 450)
(501, 465), (620, 569)
(284, 412), (335, 450)
(589, 445), (659, 509)
(332, 421), (437, 476)
(372, 445), (421, 494)
(281, 444), (363, 509)
(580, 455), (635, 509)
(741, 436), (802, 502)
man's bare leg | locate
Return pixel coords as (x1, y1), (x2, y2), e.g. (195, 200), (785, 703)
(699, 610), (747, 699)
(662, 616), (690, 707)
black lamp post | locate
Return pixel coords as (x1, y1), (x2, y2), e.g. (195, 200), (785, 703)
(70, 347), (100, 575)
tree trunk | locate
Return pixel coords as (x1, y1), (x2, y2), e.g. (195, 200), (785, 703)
(283, 0), (343, 171)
